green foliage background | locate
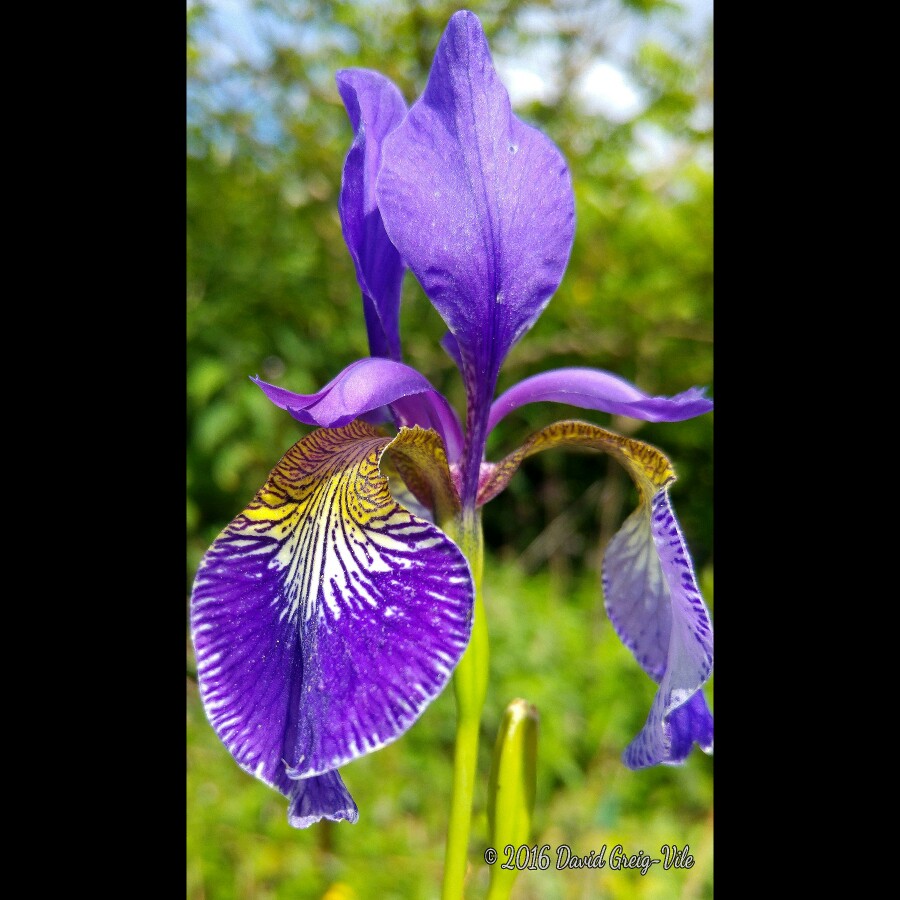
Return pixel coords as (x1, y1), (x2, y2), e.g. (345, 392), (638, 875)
(187, 1), (713, 897)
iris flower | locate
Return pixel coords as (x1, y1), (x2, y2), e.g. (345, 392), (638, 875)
(190, 10), (713, 829)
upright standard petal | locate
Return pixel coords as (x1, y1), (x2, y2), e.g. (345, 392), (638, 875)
(190, 421), (474, 825)
(488, 368), (713, 432)
(475, 420), (713, 767)
(253, 357), (464, 460)
(377, 10), (575, 501)
(337, 69), (408, 360)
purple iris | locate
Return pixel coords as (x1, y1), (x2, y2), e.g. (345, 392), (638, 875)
(191, 10), (713, 829)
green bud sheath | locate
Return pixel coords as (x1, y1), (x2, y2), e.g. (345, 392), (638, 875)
(487, 699), (539, 899)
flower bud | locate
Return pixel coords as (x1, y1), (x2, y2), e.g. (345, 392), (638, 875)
(487, 699), (539, 898)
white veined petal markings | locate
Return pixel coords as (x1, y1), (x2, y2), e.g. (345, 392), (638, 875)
(236, 422), (452, 629)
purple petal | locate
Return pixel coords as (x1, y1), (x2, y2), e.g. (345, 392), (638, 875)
(191, 507), (309, 797)
(440, 331), (464, 371)
(287, 770), (359, 828)
(665, 691), (713, 760)
(624, 689), (714, 769)
(602, 507), (671, 682)
(337, 69), (408, 360)
(253, 358), (463, 459)
(488, 369), (713, 432)
(603, 489), (714, 767)
(190, 422), (474, 806)
(377, 10), (574, 500)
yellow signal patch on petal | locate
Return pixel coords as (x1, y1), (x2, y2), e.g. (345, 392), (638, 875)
(235, 421), (463, 626)
(240, 421), (398, 625)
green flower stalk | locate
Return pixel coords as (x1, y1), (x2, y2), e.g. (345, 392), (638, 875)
(442, 515), (489, 900)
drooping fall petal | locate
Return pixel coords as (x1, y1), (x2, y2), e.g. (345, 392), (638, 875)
(337, 69), (408, 360)
(488, 368), (713, 432)
(476, 420), (713, 766)
(605, 489), (713, 767)
(190, 422), (473, 825)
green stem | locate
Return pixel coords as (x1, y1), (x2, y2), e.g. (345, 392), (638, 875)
(441, 515), (489, 900)
(485, 870), (512, 900)
(442, 715), (479, 900)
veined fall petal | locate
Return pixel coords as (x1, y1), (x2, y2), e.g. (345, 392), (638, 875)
(601, 444), (713, 767)
(190, 421), (474, 826)
(474, 420), (713, 766)
(337, 69), (408, 361)
(605, 488), (713, 767)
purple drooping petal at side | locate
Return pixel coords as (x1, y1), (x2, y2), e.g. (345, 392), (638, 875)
(337, 69), (408, 360)
(488, 369), (713, 432)
(287, 770), (359, 828)
(252, 357), (463, 457)
(377, 10), (575, 505)
(603, 489), (713, 767)
(191, 422), (475, 826)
